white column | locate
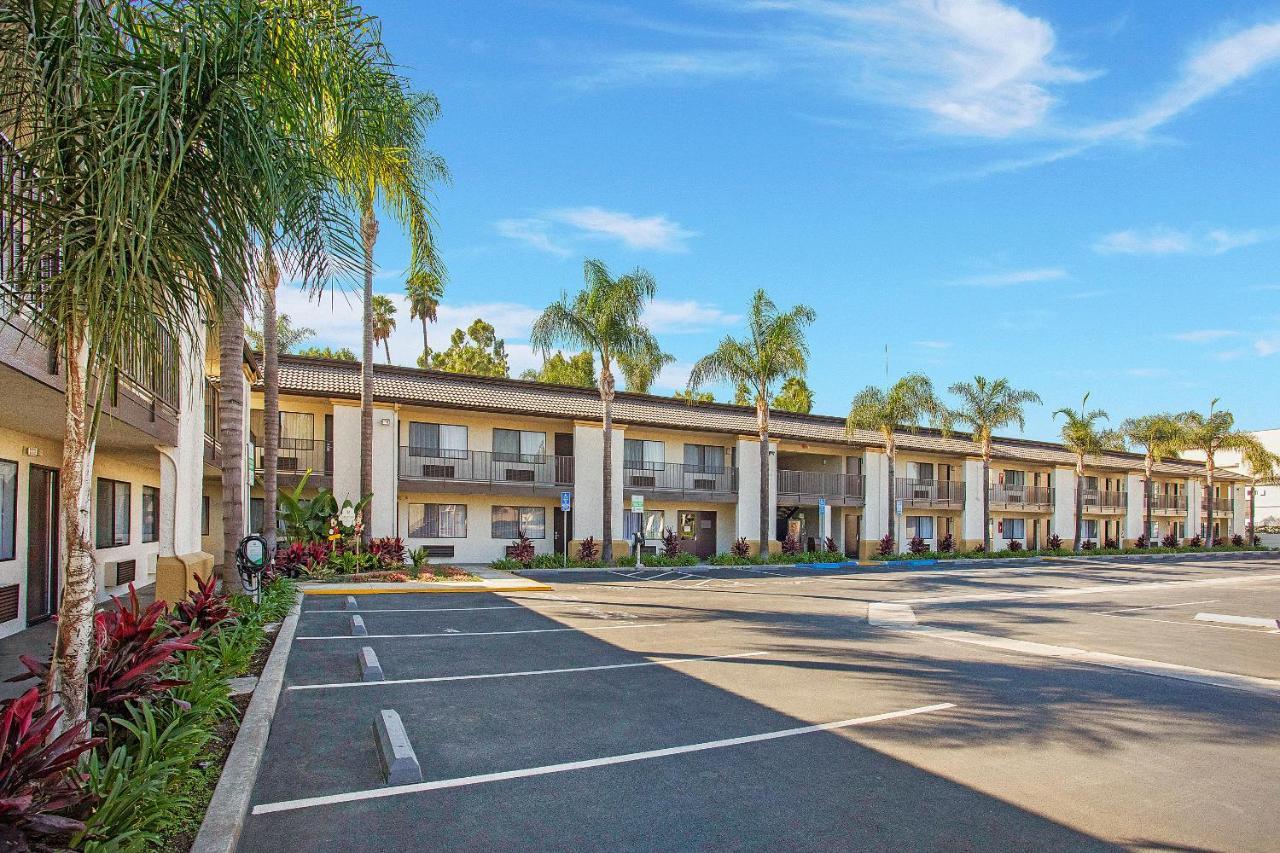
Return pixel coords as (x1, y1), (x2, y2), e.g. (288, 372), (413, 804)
(158, 325), (208, 559)
(735, 436), (776, 550)
(1185, 478), (1201, 539)
(572, 422), (624, 546)
(961, 458), (984, 546)
(1232, 484), (1248, 536)
(332, 404), (397, 537)
(862, 450), (889, 547)
(1052, 467), (1076, 544)
(1124, 473), (1145, 543)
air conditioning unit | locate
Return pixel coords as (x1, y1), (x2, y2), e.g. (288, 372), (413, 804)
(104, 559), (137, 587)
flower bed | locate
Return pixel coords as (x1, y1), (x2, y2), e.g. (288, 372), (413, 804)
(0, 576), (296, 851)
(312, 565), (478, 583)
(868, 544), (1268, 562)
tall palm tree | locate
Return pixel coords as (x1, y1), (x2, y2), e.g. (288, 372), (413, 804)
(618, 338), (674, 394)
(1119, 413), (1185, 544)
(948, 377), (1042, 552)
(774, 376), (814, 415)
(406, 271), (443, 364)
(371, 294), (398, 363)
(1054, 394), (1125, 551)
(1179, 401), (1266, 542)
(329, 69), (447, 539)
(847, 375), (949, 550)
(0, 0), (362, 726)
(531, 259), (658, 562)
(687, 291), (816, 556)
(1237, 443), (1280, 544)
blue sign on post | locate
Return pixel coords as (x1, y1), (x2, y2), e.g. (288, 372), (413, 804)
(561, 491), (572, 512)
(817, 497), (827, 514)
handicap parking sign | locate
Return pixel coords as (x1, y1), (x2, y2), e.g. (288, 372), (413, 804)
(561, 491), (572, 512)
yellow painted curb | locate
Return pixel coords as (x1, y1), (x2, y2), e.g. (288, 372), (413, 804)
(303, 583), (552, 595)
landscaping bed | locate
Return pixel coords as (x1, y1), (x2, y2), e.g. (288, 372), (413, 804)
(868, 544), (1269, 562)
(309, 566), (478, 583)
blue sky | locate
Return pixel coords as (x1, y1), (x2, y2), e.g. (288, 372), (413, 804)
(280, 1), (1280, 441)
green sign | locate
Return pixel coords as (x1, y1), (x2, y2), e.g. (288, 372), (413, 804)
(631, 494), (644, 513)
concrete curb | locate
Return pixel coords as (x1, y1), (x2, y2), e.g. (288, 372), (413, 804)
(301, 580), (552, 595)
(191, 593), (302, 853)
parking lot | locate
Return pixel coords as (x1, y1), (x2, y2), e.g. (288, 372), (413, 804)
(238, 554), (1280, 852)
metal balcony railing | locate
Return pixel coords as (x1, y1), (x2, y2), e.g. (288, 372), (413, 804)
(400, 447), (574, 486)
(989, 484), (1054, 508)
(777, 470), (866, 503)
(1147, 492), (1188, 513)
(1201, 496), (1234, 514)
(623, 462), (737, 494)
(896, 478), (965, 507)
(256, 438), (332, 475)
(1082, 489), (1127, 510)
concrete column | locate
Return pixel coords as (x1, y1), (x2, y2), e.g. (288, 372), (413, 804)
(333, 404), (398, 538)
(1052, 467), (1076, 546)
(1124, 473), (1145, 544)
(961, 458), (984, 548)
(1232, 484), (1247, 537)
(861, 450), (889, 555)
(1185, 478), (1201, 540)
(735, 436), (777, 554)
(158, 325), (209, 560)
(572, 422), (625, 552)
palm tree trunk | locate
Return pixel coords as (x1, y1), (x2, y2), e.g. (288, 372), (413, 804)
(982, 451), (991, 552)
(383, 339), (391, 364)
(219, 296), (246, 582)
(600, 364), (615, 563)
(421, 317), (430, 364)
(758, 399), (770, 556)
(1074, 459), (1084, 550)
(359, 208), (378, 545)
(262, 258), (279, 552)
(47, 319), (96, 730)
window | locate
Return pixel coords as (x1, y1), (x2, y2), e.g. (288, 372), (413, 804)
(0, 460), (14, 560)
(95, 479), (131, 548)
(408, 504), (467, 538)
(905, 461), (934, 481)
(1081, 519), (1098, 540)
(249, 498), (264, 535)
(1002, 518), (1025, 540)
(142, 486), (159, 543)
(624, 439), (665, 469)
(201, 495), (210, 537)
(625, 509), (666, 541)
(683, 444), (725, 472)
(1002, 470), (1026, 487)
(906, 516), (934, 540)
(250, 411), (315, 445)
(493, 429), (546, 461)
(491, 506), (546, 539)
(408, 422), (468, 458)
(1082, 475), (1098, 491)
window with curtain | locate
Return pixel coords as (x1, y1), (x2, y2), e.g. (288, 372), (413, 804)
(408, 504), (467, 538)
(682, 444), (725, 472)
(493, 429), (547, 461)
(624, 439), (665, 469)
(491, 506), (546, 539)
(1003, 469), (1026, 487)
(906, 516), (934, 539)
(142, 485), (159, 543)
(250, 411), (315, 447)
(408, 422), (469, 458)
(1003, 518), (1025, 540)
(95, 479), (131, 548)
(0, 460), (14, 560)
(1081, 519), (1098, 540)
(624, 509), (665, 541)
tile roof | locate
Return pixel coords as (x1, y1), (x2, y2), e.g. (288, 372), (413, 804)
(268, 354), (1238, 481)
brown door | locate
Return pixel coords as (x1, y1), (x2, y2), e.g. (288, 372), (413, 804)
(26, 466), (59, 625)
(678, 510), (716, 558)
(553, 507), (573, 557)
(554, 433), (573, 485)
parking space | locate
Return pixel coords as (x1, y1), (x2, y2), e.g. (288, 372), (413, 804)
(237, 554), (1280, 852)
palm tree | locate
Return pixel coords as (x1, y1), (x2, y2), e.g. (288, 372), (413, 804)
(618, 338), (674, 394)
(0, 0), (364, 726)
(371, 294), (398, 363)
(847, 375), (949, 551)
(329, 69), (447, 539)
(948, 377), (1042, 552)
(1237, 443), (1280, 544)
(406, 271), (443, 363)
(531, 259), (658, 562)
(1179, 401), (1267, 542)
(687, 291), (816, 556)
(774, 376), (814, 414)
(1119, 413), (1185, 544)
(1054, 394), (1125, 551)
(247, 312), (316, 353)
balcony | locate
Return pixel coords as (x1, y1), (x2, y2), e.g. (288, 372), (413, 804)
(1201, 496), (1234, 514)
(896, 478), (964, 509)
(778, 470), (866, 506)
(1146, 492), (1188, 514)
(624, 462), (737, 502)
(399, 447), (573, 497)
(255, 438), (333, 486)
(1082, 489), (1127, 513)
(989, 484), (1054, 510)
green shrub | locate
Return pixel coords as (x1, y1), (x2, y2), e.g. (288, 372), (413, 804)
(490, 557), (523, 571)
(638, 552), (699, 568)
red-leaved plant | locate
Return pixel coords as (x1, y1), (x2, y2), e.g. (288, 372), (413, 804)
(170, 574), (235, 633)
(938, 533), (955, 553)
(370, 537), (407, 568)
(908, 536), (927, 554)
(0, 688), (101, 849)
(509, 531), (535, 566)
(272, 541), (330, 578)
(14, 587), (201, 718)
(1188, 534), (1203, 548)
(577, 536), (599, 562)
(782, 534), (802, 555)
(1161, 532), (1179, 548)
(823, 537), (837, 553)
(730, 537), (751, 557)
(661, 529), (682, 557)
(878, 534), (894, 556)
(1007, 539), (1023, 552)
(1232, 534), (1245, 547)
(1047, 534), (1063, 550)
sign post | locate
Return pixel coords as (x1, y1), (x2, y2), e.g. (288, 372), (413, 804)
(560, 491), (572, 568)
(817, 497), (827, 545)
(631, 495), (645, 568)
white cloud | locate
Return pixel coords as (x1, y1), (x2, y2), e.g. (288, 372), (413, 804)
(1256, 336), (1280, 357)
(496, 207), (696, 255)
(571, 51), (775, 88)
(951, 267), (1067, 287)
(1094, 226), (1272, 256)
(653, 360), (695, 393)
(912, 339), (952, 349)
(1124, 367), (1169, 379)
(643, 299), (741, 333)
(1170, 329), (1241, 343)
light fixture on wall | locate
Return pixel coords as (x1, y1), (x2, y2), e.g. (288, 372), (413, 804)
(23, 447), (39, 457)
(379, 417), (391, 426)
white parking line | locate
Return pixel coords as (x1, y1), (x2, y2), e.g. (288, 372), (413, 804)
(1088, 613), (1276, 634)
(893, 573), (1280, 606)
(303, 605), (523, 615)
(288, 651), (770, 691)
(295, 623), (662, 642)
(251, 702), (956, 815)
(1099, 600), (1217, 614)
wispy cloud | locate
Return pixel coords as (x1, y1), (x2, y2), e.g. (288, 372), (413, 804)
(951, 267), (1067, 287)
(497, 207), (696, 255)
(570, 51), (774, 88)
(912, 339), (952, 349)
(1170, 329), (1241, 343)
(643, 299), (741, 333)
(1256, 336), (1280, 357)
(1094, 225), (1272, 256)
